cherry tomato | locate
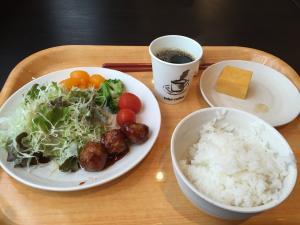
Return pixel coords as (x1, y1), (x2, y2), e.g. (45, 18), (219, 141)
(117, 109), (136, 126)
(118, 92), (142, 113)
(77, 78), (89, 89)
(70, 70), (90, 81)
(60, 78), (80, 91)
(89, 74), (106, 89)
(70, 70), (90, 89)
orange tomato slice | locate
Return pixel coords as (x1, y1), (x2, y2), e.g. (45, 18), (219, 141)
(60, 78), (80, 91)
(77, 77), (89, 89)
(89, 74), (106, 89)
(70, 70), (91, 89)
(70, 70), (90, 81)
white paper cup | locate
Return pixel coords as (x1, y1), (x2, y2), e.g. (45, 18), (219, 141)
(149, 35), (203, 104)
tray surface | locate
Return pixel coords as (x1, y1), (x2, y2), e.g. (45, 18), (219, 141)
(0, 45), (299, 225)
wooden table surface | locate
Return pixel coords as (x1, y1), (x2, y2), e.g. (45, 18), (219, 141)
(0, 45), (300, 225)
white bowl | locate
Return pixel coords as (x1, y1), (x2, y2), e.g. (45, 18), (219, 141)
(171, 107), (297, 220)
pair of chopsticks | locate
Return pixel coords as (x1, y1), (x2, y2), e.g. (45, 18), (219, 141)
(102, 63), (212, 72)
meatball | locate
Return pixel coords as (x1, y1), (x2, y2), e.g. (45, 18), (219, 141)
(121, 123), (149, 144)
(101, 129), (128, 154)
(79, 142), (108, 172)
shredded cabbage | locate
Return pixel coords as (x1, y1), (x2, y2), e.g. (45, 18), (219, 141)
(0, 80), (123, 172)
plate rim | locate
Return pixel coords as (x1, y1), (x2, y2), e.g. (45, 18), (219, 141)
(199, 60), (300, 127)
(0, 67), (161, 191)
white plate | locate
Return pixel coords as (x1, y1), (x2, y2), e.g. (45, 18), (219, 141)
(200, 60), (300, 126)
(0, 67), (161, 191)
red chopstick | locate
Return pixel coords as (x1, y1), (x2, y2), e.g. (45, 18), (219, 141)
(102, 63), (151, 72)
(102, 63), (212, 72)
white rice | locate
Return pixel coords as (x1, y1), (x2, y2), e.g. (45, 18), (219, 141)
(180, 117), (291, 207)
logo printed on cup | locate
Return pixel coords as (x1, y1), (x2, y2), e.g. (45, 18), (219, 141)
(149, 35), (203, 104)
(163, 70), (190, 95)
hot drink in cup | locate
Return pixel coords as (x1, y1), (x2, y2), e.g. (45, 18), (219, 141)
(149, 35), (203, 104)
(155, 49), (194, 64)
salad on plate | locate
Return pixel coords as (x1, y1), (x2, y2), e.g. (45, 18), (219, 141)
(0, 70), (149, 173)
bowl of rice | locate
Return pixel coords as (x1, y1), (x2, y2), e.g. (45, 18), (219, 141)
(171, 107), (297, 220)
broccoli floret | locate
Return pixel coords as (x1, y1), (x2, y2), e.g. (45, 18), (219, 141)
(95, 79), (124, 113)
(107, 79), (123, 98)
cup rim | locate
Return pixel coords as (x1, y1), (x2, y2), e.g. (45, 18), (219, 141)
(149, 35), (203, 67)
(171, 107), (298, 214)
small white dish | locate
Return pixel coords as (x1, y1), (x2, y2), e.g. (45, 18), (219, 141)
(171, 107), (297, 220)
(0, 67), (161, 191)
(200, 60), (300, 126)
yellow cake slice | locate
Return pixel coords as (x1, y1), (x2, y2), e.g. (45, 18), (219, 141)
(216, 65), (253, 99)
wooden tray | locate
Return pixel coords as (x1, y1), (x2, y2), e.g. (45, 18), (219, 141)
(0, 46), (299, 225)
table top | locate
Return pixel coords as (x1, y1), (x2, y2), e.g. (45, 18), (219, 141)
(0, 0), (300, 89)
(0, 45), (299, 225)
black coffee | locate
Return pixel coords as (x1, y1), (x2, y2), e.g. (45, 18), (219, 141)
(155, 49), (194, 64)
